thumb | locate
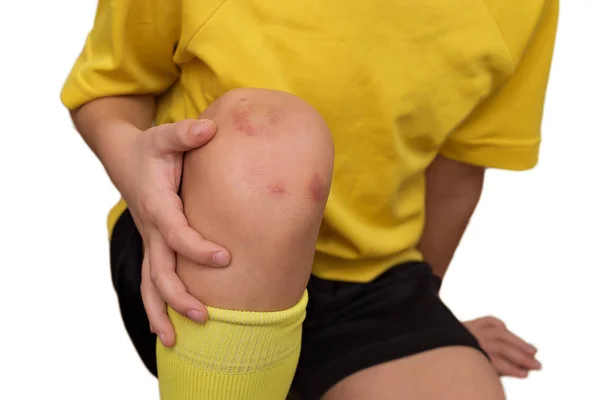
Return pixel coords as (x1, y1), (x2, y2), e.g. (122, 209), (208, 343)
(152, 118), (217, 155)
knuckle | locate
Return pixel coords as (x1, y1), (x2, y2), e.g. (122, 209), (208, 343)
(164, 226), (182, 249)
(154, 278), (173, 303)
(167, 298), (185, 313)
(149, 269), (160, 287)
(139, 197), (154, 219)
(160, 287), (184, 309)
(483, 316), (501, 325)
(150, 126), (163, 150)
(165, 122), (184, 145)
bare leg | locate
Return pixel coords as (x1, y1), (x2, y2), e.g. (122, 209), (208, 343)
(324, 347), (505, 400)
(177, 88), (334, 311)
(157, 89), (333, 400)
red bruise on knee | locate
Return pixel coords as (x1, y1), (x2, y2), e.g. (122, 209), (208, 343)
(309, 173), (328, 204)
(177, 88), (334, 311)
(232, 102), (282, 137)
(267, 182), (287, 196)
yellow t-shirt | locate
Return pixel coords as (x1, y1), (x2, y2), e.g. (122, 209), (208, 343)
(61, 0), (558, 283)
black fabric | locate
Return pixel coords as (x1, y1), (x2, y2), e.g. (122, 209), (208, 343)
(110, 209), (157, 376)
(292, 264), (485, 399)
(110, 209), (486, 399)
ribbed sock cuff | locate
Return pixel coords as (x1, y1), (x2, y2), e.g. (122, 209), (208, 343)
(157, 291), (308, 399)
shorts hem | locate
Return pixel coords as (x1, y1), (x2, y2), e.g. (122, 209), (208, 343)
(300, 326), (487, 400)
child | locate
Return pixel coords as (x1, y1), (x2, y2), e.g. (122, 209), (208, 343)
(62, 0), (558, 398)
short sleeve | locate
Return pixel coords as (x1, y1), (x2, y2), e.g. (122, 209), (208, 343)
(440, 0), (559, 171)
(61, 0), (181, 110)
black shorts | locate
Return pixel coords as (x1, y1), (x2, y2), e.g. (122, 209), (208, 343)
(110, 209), (486, 399)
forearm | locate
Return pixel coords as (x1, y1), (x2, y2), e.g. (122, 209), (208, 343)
(69, 95), (155, 191)
(418, 155), (485, 280)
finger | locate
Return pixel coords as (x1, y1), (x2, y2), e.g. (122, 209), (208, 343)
(152, 119), (217, 155)
(480, 316), (506, 329)
(491, 355), (529, 378)
(486, 341), (542, 371)
(147, 233), (209, 324)
(140, 252), (176, 347)
(154, 190), (230, 267)
(497, 328), (538, 356)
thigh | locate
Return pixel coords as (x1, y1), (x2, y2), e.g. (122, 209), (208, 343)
(110, 208), (157, 376)
(323, 346), (505, 400)
(292, 262), (490, 400)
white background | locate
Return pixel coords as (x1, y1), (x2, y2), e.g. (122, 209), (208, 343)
(0, 1), (598, 399)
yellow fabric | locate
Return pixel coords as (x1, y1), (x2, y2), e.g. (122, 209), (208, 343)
(62, 0), (559, 282)
(156, 291), (307, 399)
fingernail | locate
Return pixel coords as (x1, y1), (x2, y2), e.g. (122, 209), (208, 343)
(212, 252), (230, 266)
(528, 344), (538, 353)
(187, 309), (205, 323)
(158, 333), (167, 345)
(191, 120), (209, 136)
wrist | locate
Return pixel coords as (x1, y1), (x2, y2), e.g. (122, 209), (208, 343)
(96, 122), (144, 194)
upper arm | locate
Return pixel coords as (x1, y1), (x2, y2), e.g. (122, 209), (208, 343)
(61, 0), (181, 110)
(439, 0), (559, 171)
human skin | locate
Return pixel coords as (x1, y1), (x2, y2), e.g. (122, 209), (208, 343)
(176, 88), (334, 311)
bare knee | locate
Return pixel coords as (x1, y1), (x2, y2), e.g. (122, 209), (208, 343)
(178, 88), (334, 311)
(187, 88), (334, 237)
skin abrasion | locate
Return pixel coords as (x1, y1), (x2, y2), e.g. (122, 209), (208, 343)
(267, 182), (287, 196)
(232, 102), (282, 137)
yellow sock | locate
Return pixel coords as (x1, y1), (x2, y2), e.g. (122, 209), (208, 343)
(156, 291), (308, 400)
